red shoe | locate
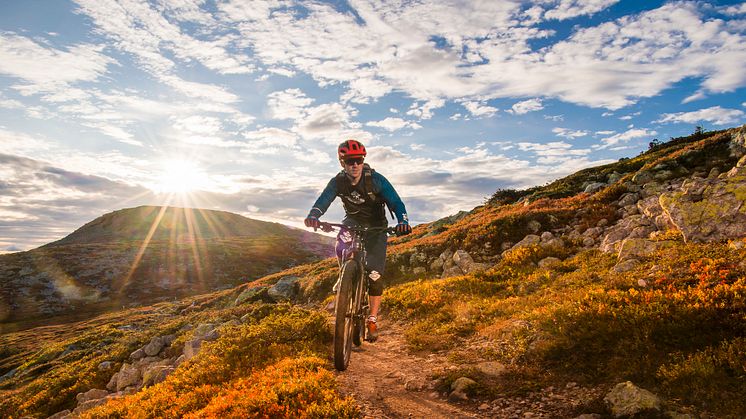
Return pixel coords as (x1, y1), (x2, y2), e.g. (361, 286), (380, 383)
(366, 316), (378, 342)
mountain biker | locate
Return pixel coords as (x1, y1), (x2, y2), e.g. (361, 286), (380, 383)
(304, 139), (411, 341)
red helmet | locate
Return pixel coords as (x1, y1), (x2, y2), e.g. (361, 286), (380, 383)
(338, 139), (367, 160)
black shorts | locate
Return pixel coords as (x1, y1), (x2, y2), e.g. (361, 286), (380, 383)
(337, 218), (387, 297)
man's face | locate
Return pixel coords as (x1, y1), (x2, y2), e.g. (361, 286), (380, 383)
(341, 157), (364, 180)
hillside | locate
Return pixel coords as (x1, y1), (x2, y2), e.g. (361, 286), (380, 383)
(0, 206), (334, 332)
(1, 126), (745, 418)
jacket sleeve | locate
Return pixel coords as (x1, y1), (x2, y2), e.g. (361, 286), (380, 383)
(373, 172), (409, 224)
(308, 177), (338, 218)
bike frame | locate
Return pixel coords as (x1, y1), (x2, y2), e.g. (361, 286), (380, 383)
(320, 222), (395, 371)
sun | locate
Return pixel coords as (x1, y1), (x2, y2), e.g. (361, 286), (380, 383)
(153, 159), (209, 194)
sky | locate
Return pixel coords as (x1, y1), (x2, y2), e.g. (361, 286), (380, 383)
(2, 0), (746, 252)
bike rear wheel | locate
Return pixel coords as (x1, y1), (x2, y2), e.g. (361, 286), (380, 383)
(334, 260), (358, 371)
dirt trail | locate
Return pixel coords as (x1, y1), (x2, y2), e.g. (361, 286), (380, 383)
(336, 323), (479, 419)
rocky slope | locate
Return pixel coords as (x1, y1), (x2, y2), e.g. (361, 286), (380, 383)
(0, 206), (333, 331)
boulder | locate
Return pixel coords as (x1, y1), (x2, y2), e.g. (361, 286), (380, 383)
(617, 238), (675, 261)
(441, 265), (463, 279)
(612, 258), (641, 273)
(538, 257), (561, 268)
(76, 388), (109, 404)
(143, 336), (167, 357)
(97, 361), (113, 371)
(412, 267), (426, 275)
(409, 251), (428, 267)
(106, 372), (119, 391)
(540, 231), (554, 241)
(142, 365), (174, 387)
(637, 196), (663, 218)
(604, 381), (662, 417)
(512, 234), (541, 249)
(453, 250), (474, 271)
(183, 339), (203, 361)
(618, 193), (639, 207)
(116, 363), (141, 392)
(129, 348), (145, 361)
(234, 287), (269, 305)
(660, 173), (746, 242)
(584, 182), (606, 194)
(527, 220), (542, 233)
(476, 361), (506, 378)
(449, 377), (477, 401)
(72, 398), (108, 416)
(632, 171), (653, 185)
(47, 410), (71, 419)
(541, 237), (564, 248)
(268, 276), (300, 302)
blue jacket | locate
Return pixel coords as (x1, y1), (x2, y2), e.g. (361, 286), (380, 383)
(309, 168), (408, 227)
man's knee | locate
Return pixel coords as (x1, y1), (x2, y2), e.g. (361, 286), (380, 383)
(368, 270), (383, 296)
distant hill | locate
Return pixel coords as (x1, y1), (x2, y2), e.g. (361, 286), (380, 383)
(0, 206), (334, 331)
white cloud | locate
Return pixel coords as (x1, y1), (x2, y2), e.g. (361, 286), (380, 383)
(410, 143), (424, 151)
(597, 128), (656, 149)
(722, 4), (746, 16)
(595, 130), (615, 135)
(518, 141), (592, 164)
(406, 99), (445, 120)
(267, 89), (314, 120)
(366, 117), (422, 132)
(543, 0), (621, 21)
(553, 127), (589, 139)
(544, 114), (564, 122)
(656, 106), (746, 126)
(462, 101), (498, 118)
(508, 98), (544, 115)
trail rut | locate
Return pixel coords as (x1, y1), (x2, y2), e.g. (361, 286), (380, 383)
(336, 323), (478, 419)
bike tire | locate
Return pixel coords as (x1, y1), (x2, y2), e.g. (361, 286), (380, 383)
(352, 267), (366, 347)
(334, 260), (357, 371)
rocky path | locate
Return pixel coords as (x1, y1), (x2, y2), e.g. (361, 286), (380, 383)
(336, 322), (479, 419)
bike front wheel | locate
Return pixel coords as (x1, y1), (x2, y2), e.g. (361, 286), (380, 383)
(334, 260), (358, 371)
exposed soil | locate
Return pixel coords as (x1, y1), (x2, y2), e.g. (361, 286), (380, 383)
(336, 322), (479, 419)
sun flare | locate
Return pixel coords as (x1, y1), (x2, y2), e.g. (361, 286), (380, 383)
(153, 160), (209, 194)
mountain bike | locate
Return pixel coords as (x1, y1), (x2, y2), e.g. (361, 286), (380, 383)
(318, 222), (396, 371)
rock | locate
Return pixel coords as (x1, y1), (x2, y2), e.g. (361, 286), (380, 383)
(608, 172), (623, 184)
(612, 258), (640, 273)
(637, 196), (663, 218)
(106, 372), (119, 391)
(583, 227), (603, 238)
(453, 250), (474, 271)
(46, 410), (71, 419)
(143, 336), (166, 357)
(632, 171), (653, 185)
(604, 381), (662, 417)
(478, 403), (490, 411)
(660, 175), (746, 243)
(596, 218), (609, 227)
(409, 252), (428, 267)
(0, 368), (17, 384)
(268, 276), (300, 302)
(540, 231), (554, 241)
(637, 279), (648, 287)
(412, 267), (426, 275)
(541, 237), (564, 248)
(404, 378), (427, 391)
(116, 363), (141, 392)
(450, 377), (477, 396)
(142, 365), (174, 387)
(72, 398), (108, 416)
(476, 361), (506, 377)
(729, 240), (746, 250)
(582, 237), (595, 247)
(234, 287), (269, 305)
(98, 361), (113, 371)
(513, 234), (541, 249)
(584, 182), (606, 193)
(76, 388), (109, 404)
(538, 257), (561, 268)
(441, 265), (463, 279)
(183, 339), (202, 361)
(174, 354), (186, 367)
(129, 348), (145, 361)
(618, 193), (639, 207)
(430, 257), (445, 272)
(527, 220), (542, 233)
(617, 238), (675, 261)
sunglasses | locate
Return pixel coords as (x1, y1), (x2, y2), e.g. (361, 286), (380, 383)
(343, 158), (364, 166)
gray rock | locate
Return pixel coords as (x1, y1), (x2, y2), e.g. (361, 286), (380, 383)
(268, 276), (300, 302)
(129, 348), (145, 361)
(234, 287), (269, 305)
(453, 250), (474, 270)
(583, 227), (603, 238)
(584, 182), (606, 194)
(46, 410), (71, 419)
(142, 365), (174, 387)
(116, 363), (141, 392)
(72, 398), (108, 416)
(527, 220), (541, 233)
(412, 267), (426, 275)
(632, 171), (653, 185)
(604, 381), (662, 417)
(476, 361), (506, 377)
(618, 192), (640, 207)
(607, 172), (623, 184)
(144, 336), (167, 357)
(612, 258), (641, 273)
(541, 237), (564, 248)
(0, 368), (17, 384)
(76, 388), (109, 404)
(512, 234), (541, 249)
(449, 377), (477, 401)
(618, 238), (675, 261)
(441, 265), (463, 279)
(106, 372), (119, 391)
(540, 231), (554, 242)
(582, 237), (595, 247)
(538, 257), (561, 268)
(183, 339), (202, 361)
(98, 361), (113, 371)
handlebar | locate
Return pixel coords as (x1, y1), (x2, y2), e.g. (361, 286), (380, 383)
(317, 221), (397, 236)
